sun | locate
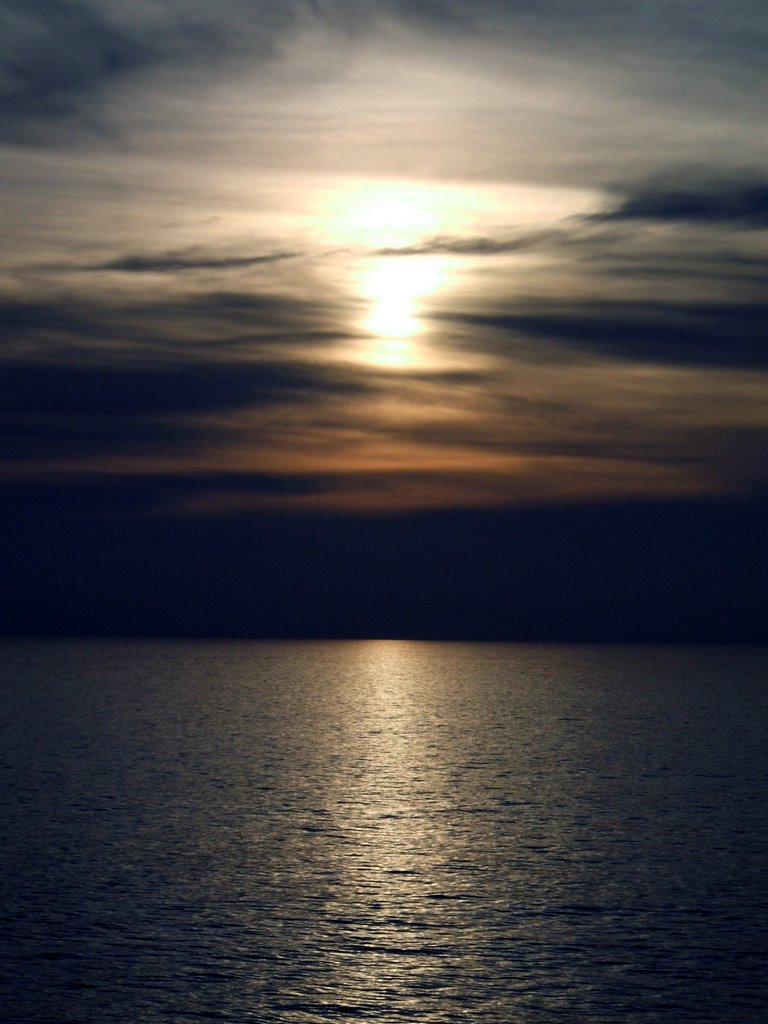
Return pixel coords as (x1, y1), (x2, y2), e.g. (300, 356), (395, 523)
(362, 257), (444, 331)
(322, 181), (449, 249)
(358, 256), (447, 367)
(348, 195), (435, 249)
(314, 178), (472, 368)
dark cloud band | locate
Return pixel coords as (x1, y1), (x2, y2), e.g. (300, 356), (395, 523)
(600, 177), (768, 227)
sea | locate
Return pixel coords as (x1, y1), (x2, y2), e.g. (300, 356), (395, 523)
(1, 640), (766, 1023)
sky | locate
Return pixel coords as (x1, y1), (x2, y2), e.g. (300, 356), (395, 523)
(2, 0), (767, 641)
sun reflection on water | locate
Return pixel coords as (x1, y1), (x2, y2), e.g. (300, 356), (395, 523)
(326, 641), (458, 879)
(309, 641), (482, 1007)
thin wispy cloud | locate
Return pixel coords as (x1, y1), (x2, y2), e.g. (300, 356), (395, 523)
(0, 0), (294, 140)
(92, 250), (301, 273)
(372, 230), (560, 258)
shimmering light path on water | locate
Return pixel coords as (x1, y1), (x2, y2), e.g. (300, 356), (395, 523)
(1, 641), (766, 1021)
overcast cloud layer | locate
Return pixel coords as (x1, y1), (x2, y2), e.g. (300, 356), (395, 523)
(2, 0), (767, 521)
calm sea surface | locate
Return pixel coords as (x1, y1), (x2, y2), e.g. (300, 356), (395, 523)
(1, 640), (766, 1023)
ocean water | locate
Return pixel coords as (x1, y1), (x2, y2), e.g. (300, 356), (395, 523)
(1, 640), (766, 1023)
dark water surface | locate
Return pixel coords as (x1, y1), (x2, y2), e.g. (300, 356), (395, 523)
(1, 640), (766, 1022)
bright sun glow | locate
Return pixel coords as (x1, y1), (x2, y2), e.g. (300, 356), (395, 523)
(313, 178), (502, 369)
(321, 181), (458, 249)
(359, 256), (447, 367)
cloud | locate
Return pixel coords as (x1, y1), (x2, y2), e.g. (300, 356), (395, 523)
(4, 482), (766, 642)
(392, 401), (768, 490)
(92, 250), (300, 273)
(0, 471), (326, 518)
(0, 290), (349, 357)
(4, 0), (765, 147)
(439, 300), (768, 368)
(2, 411), (194, 461)
(389, 0), (768, 57)
(599, 176), (768, 227)
(372, 230), (558, 257)
(0, 0), (441, 142)
(0, 0), (153, 138)
(0, 0), (293, 141)
(0, 351), (374, 463)
(0, 358), (367, 417)
(0, 297), (98, 337)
